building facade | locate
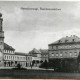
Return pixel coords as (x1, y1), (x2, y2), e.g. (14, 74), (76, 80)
(29, 48), (49, 67)
(29, 48), (41, 67)
(48, 35), (80, 59)
(48, 35), (80, 71)
(3, 51), (32, 67)
(40, 49), (48, 62)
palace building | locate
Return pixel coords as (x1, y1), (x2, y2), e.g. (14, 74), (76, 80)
(48, 35), (80, 71)
(0, 13), (32, 68)
(48, 35), (80, 59)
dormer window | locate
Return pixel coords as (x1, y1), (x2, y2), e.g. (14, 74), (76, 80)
(58, 40), (61, 43)
(65, 40), (68, 43)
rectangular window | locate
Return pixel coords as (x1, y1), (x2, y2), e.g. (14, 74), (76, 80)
(60, 46), (62, 49)
(28, 57), (30, 60)
(74, 52), (77, 56)
(56, 46), (58, 49)
(58, 40), (61, 43)
(24, 57), (25, 60)
(60, 53), (62, 57)
(9, 56), (10, 59)
(65, 52), (67, 56)
(75, 45), (76, 48)
(72, 39), (75, 42)
(13, 56), (14, 60)
(70, 52), (72, 56)
(11, 56), (12, 59)
(56, 53), (58, 56)
(52, 53), (54, 56)
(6, 50), (7, 53)
(7, 56), (8, 60)
(5, 55), (6, 59)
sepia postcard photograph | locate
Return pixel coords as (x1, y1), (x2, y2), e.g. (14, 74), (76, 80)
(0, 1), (80, 79)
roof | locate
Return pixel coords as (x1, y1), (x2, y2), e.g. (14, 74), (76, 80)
(4, 43), (15, 51)
(15, 52), (31, 56)
(40, 49), (48, 54)
(49, 35), (80, 46)
(29, 48), (41, 54)
(29, 48), (48, 55)
(15, 52), (28, 56)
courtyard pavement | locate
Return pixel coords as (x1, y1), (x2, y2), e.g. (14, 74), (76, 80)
(0, 66), (54, 71)
(27, 67), (54, 71)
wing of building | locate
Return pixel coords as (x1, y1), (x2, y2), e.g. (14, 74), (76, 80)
(29, 48), (49, 67)
(3, 43), (32, 67)
(4, 43), (15, 54)
(48, 35), (80, 59)
(48, 35), (80, 71)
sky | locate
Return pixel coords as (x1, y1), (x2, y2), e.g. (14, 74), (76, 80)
(0, 1), (80, 53)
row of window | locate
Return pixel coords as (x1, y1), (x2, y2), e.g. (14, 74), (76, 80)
(4, 55), (32, 61)
(58, 39), (76, 43)
(33, 54), (41, 57)
(4, 50), (14, 54)
(27, 57), (31, 61)
(4, 61), (30, 67)
(51, 52), (77, 57)
(50, 45), (80, 50)
(33, 54), (48, 57)
(42, 55), (48, 57)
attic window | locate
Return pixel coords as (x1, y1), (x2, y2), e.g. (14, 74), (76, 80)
(58, 40), (61, 43)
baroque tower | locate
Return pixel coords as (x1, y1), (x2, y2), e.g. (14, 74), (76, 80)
(0, 13), (4, 66)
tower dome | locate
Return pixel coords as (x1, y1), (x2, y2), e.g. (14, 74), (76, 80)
(0, 13), (2, 17)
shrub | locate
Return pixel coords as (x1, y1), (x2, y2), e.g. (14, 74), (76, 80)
(16, 63), (22, 69)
